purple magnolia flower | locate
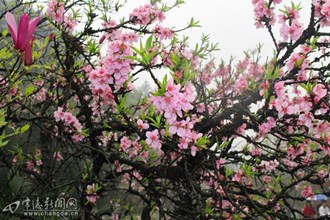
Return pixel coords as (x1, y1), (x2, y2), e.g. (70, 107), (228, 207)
(5, 12), (40, 65)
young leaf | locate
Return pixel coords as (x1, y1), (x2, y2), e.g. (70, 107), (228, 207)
(145, 36), (153, 52)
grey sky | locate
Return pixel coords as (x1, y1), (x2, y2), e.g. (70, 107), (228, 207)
(112, 1), (312, 86)
(117, 1), (311, 62)
(164, 0), (273, 61)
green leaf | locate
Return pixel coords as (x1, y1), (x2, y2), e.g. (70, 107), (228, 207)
(125, 55), (144, 63)
(242, 164), (253, 178)
(131, 46), (143, 56)
(0, 109), (7, 128)
(117, 96), (127, 113)
(225, 167), (234, 178)
(139, 40), (147, 62)
(233, 215), (242, 220)
(299, 82), (315, 94)
(145, 36), (153, 52)
(145, 50), (157, 63)
(263, 88), (269, 99)
(2, 29), (9, 38)
(188, 17), (201, 28)
(216, 140), (229, 151)
(0, 140), (9, 148)
(25, 84), (35, 97)
(147, 114), (162, 128)
(264, 65), (280, 81)
(20, 124), (30, 133)
(0, 47), (13, 60)
(195, 135), (210, 149)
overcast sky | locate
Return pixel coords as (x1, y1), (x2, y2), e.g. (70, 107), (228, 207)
(110, 1), (313, 86)
(116, 1), (311, 62)
(164, 0), (273, 61)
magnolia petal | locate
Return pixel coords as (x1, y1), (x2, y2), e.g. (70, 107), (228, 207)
(27, 16), (40, 41)
(5, 12), (18, 45)
(24, 43), (32, 66)
(16, 14), (29, 51)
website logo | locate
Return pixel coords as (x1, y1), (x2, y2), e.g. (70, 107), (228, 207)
(2, 197), (79, 217)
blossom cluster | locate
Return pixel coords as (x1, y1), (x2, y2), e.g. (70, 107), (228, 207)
(129, 4), (165, 26)
(153, 24), (174, 40)
(235, 59), (263, 94)
(87, 39), (134, 115)
(86, 183), (100, 204)
(150, 79), (195, 124)
(54, 107), (84, 142)
(54, 107), (82, 131)
(252, 0), (304, 42)
(252, 0), (282, 28)
(314, 0), (330, 27)
(255, 159), (279, 173)
(169, 117), (202, 156)
(279, 4), (304, 42)
(145, 129), (162, 150)
(120, 136), (149, 161)
(47, 0), (77, 32)
(149, 79), (204, 156)
(25, 149), (43, 174)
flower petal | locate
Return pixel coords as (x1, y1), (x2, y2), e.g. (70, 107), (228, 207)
(5, 12), (18, 45)
(24, 43), (32, 66)
(16, 14), (29, 51)
(27, 16), (40, 41)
